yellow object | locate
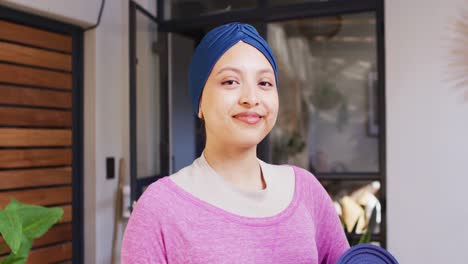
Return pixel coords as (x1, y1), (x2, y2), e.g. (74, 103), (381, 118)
(341, 196), (366, 233)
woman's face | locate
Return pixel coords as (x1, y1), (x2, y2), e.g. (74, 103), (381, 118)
(199, 41), (279, 149)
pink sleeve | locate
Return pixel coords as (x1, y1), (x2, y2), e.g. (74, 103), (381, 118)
(121, 186), (168, 264)
(295, 166), (349, 264)
(313, 178), (350, 264)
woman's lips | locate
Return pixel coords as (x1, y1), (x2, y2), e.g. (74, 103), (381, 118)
(233, 112), (263, 125)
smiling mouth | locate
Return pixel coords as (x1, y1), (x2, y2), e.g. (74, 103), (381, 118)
(232, 114), (263, 125)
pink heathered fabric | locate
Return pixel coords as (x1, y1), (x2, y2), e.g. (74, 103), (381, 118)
(121, 166), (349, 264)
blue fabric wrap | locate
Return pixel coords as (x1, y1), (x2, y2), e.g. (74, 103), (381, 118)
(337, 244), (399, 264)
(188, 22), (279, 115)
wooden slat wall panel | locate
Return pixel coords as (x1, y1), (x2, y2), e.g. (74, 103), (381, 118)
(0, 20), (72, 53)
(14, 224), (72, 250)
(58, 204), (72, 223)
(0, 107), (72, 127)
(26, 242), (72, 263)
(0, 167), (72, 190)
(0, 186), (72, 208)
(0, 85), (72, 108)
(0, 18), (76, 262)
(0, 224), (72, 255)
(0, 149), (72, 169)
(0, 64), (71, 90)
(0, 42), (72, 71)
(33, 224), (72, 247)
(0, 128), (72, 147)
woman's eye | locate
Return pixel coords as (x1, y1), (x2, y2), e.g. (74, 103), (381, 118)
(222, 80), (238, 86)
(259, 81), (273, 87)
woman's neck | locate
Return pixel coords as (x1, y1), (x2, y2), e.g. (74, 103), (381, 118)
(203, 142), (266, 191)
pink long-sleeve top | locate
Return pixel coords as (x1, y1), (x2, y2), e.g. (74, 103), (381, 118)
(121, 165), (349, 263)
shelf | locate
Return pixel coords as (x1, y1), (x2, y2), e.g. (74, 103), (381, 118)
(316, 174), (381, 181)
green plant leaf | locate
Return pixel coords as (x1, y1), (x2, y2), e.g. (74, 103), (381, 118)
(1, 255), (26, 264)
(358, 228), (371, 244)
(357, 206), (378, 245)
(2, 235), (32, 264)
(0, 200), (22, 254)
(12, 200), (63, 240)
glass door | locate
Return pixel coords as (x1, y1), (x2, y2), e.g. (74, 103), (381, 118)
(265, 10), (385, 246)
(129, 1), (169, 205)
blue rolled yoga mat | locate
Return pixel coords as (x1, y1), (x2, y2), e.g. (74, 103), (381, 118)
(337, 244), (399, 264)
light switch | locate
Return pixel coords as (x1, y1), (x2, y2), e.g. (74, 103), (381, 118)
(106, 157), (115, 179)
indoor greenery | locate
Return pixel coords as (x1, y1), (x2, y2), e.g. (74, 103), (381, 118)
(340, 206), (377, 246)
(0, 199), (63, 264)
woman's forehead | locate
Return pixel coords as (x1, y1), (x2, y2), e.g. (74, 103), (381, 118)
(212, 41), (274, 73)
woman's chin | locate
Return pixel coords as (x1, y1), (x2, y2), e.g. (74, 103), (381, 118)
(230, 132), (268, 148)
(208, 124), (272, 149)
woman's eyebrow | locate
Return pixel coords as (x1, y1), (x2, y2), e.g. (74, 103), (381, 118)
(216, 66), (241, 75)
(257, 68), (274, 75)
(216, 67), (274, 76)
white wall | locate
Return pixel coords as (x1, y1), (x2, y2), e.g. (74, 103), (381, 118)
(386, 0), (468, 263)
(1, 0), (100, 27)
(83, 1), (155, 262)
(84, 1), (130, 263)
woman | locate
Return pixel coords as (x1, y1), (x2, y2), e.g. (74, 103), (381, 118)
(121, 22), (349, 263)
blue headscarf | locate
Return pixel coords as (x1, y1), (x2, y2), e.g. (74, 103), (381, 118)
(188, 22), (279, 116)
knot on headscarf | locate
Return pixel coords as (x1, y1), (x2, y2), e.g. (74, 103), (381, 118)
(188, 22), (279, 116)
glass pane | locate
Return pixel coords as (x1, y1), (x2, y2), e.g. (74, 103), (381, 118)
(267, 12), (380, 173)
(136, 11), (161, 179)
(202, 22), (263, 35)
(322, 180), (381, 235)
(170, 32), (197, 170)
(167, 0), (256, 19)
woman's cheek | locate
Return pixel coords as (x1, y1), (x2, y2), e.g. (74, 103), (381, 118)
(218, 91), (239, 110)
(265, 93), (279, 115)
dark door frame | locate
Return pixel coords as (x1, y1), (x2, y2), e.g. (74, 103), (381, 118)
(0, 5), (84, 263)
(129, 1), (170, 205)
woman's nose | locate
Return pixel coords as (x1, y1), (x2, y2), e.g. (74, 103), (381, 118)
(239, 82), (259, 107)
